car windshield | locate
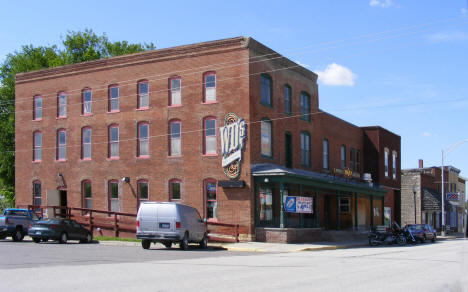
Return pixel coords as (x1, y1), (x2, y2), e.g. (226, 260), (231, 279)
(30, 212), (40, 220)
(38, 219), (62, 224)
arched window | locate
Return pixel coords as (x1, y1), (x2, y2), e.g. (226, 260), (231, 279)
(169, 76), (181, 106)
(284, 85), (291, 114)
(169, 179), (181, 201)
(33, 95), (42, 120)
(32, 180), (41, 206)
(108, 84), (119, 112)
(137, 179), (149, 208)
(384, 148), (389, 177)
(260, 119), (272, 157)
(203, 71), (216, 103)
(300, 91), (311, 121)
(33, 131), (42, 162)
(81, 127), (91, 160)
(204, 179), (217, 221)
(357, 149), (361, 172)
(108, 124), (119, 158)
(350, 148), (355, 171)
(300, 131), (310, 167)
(203, 117), (217, 155)
(137, 122), (149, 157)
(392, 150), (397, 179)
(137, 80), (149, 109)
(169, 119), (181, 156)
(82, 180), (92, 210)
(340, 145), (346, 168)
(56, 129), (66, 160)
(57, 92), (66, 118)
(82, 88), (92, 115)
(260, 74), (272, 106)
(322, 139), (329, 170)
(108, 180), (119, 212)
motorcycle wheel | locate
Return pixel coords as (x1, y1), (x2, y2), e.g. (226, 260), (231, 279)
(397, 235), (407, 246)
(368, 238), (379, 246)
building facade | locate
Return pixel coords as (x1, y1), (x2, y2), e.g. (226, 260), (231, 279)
(15, 37), (401, 242)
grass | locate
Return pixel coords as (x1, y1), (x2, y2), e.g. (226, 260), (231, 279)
(94, 236), (141, 242)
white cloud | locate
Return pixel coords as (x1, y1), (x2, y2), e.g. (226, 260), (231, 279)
(422, 132), (438, 138)
(426, 31), (468, 43)
(315, 63), (357, 86)
(369, 0), (394, 8)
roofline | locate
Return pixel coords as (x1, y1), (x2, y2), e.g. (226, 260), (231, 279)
(361, 126), (401, 139)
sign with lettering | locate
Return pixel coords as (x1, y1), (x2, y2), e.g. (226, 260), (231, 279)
(284, 196), (313, 213)
(219, 113), (246, 179)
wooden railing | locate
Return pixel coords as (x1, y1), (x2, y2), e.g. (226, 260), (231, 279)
(206, 222), (240, 243)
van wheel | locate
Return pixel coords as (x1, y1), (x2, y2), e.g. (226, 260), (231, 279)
(163, 242), (172, 249)
(142, 240), (151, 250)
(199, 233), (208, 249)
(180, 232), (189, 250)
(32, 237), (41, 243)
(12, 228), (24, 242)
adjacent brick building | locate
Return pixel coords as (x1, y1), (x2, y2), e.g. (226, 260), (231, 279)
(15, 37), (401, 242)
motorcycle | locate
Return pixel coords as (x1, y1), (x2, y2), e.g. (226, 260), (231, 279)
(368, 222), (407, 246)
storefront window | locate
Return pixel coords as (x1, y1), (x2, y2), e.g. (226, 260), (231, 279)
(205, 180), (217, 220)
(259, 187), (273, 224)
(339, 197), (350, 214)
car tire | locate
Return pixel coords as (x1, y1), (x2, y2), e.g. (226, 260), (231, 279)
(431, 235), (436, 243)
(142, 240), (151, 250)
(12, 228), (24, 242)
(32, 237), (41, 243)
(0, 234), (6, 240)
(42, 238), (49, 242)
(163, 242), (172, 249)
(59, 232), (68, 244)
(421, 236), (426, 243)
(180, 232), (189, 251)
(199, 233), (208, 249)
(80, 233), (92, 244)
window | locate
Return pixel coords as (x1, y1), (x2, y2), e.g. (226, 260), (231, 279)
(82, 88), (92, 115)
(82, 180), (92, 210)
(57, 92), (66, 118)
(284, 85), (291, 114)
(384, 148), (389, 177)
(260, 119), (272, 157)
(108, 180), (119, 212)
(392, 151), (397, 179)
(108, 85), (119, 112)
(33, 131), (42, 162)
(203, 72), (216, 103)
(169, 179), (181, 200)
(339, 197), (350, 213)
(323, 139), (329, 170)
(350, 148), (355, 171)
(137, 122), (149, 157)
(137, 81), (149, 109)
(56, 129), (66, 160)
(204, 179), (217, 220)
(300, 132), (310, 167)
(356, 149), (361, 172)
(137, 180), (149, 207)
(300, 92), (311, 121)
(260, 74), (272, 106)
(81, 127), (91, 160)
(340, 145), (346, 168)
(169, 77), (181, 106)
(33, 181), (41, 206)
(169, 120), (181, 156)
(203, 117), (217, 155)
(108, 125), (119, 158)
(33, 95), (42, 120)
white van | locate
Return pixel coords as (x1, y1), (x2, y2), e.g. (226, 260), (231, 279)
(136, 202), (207, 250)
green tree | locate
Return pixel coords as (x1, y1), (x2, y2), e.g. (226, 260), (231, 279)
(0, 29), (155, 205)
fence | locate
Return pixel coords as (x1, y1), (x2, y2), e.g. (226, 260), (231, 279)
(20, 205), (242, 242)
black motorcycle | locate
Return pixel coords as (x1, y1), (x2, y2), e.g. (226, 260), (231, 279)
(368, 222), (407, 246)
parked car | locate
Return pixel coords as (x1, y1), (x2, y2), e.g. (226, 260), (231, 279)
(136, 202), (208, 250)
(0, 208), (40, 241)
(28, 218), (92, 244)
(404, 224), (434, 243)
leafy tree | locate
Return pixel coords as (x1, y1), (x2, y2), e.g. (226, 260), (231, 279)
(0, 29), (155, 205)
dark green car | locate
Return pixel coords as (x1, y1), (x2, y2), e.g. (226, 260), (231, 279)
(28, 218), (92, 244)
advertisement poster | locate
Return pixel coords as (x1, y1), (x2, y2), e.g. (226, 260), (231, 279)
(284, 196), (313, 213)
(384, 207), (391, 226)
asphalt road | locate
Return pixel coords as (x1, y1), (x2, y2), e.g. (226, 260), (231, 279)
(1, 238), (467, 292)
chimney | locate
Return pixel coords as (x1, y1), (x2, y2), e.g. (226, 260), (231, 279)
(418, 159), (423, 168)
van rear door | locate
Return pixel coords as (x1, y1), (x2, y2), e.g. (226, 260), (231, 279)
(157, 204), (177, 232)
(138, 204), (158, 232)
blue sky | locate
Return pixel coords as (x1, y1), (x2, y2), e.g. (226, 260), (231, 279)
(1, 0), (468, 176)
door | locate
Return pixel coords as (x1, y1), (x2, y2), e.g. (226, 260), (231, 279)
(59, 190), (67, 217)
(285, 133), (292, 168)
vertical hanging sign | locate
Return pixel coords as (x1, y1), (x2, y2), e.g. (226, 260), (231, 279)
(219, 113), (246, 179)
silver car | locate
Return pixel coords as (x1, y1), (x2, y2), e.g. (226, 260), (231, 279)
(136, 202), (207, 250)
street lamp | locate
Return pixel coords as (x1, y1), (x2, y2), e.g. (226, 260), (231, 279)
(441, 138), (468, 236)
(413, 184), (417, 224)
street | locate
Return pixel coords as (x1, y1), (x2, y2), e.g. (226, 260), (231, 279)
(0, 238), (467, 291)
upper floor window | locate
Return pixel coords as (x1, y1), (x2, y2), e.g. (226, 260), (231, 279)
(137, 122), (149, 157)
(169, 120), (181, 156)
(137, 81), (149, 109)
(384, 148), (389, 177)
(82, 88), (92, 115)
(82, 180), (92, 210)
(322, 139), (329, 170)
(300, 92), (311, 121)
(108, 180), (119, 212)
(356, 149), (361, 172)
(108, 85), (119, 112)
(350, 148), (355, 171)
(57, 92), (66, 118)
(33, 95), (42, 120)
(260, 119), (272, 157)
(33, 180), (41, 206)
(137, 180), (149, 207)
(284, 85), (291, 114)
(340, 145), (346, 168)
(56, 129), (66, 160)
(392, 151), (397, 180)
(169, 77), (181, 106)
(203, 117), (217, 155)
(300, 132), (310, 167)
(169, 179), (181, 200)
(108, 125), (119, 158)
(203, 72), (216, 103)
(33, 131), (42, 162)
(260, 74), (272, 106)
(81, 127), (91, 160)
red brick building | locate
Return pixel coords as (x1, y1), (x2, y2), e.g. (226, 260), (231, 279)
(14, 37), (400, 242)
